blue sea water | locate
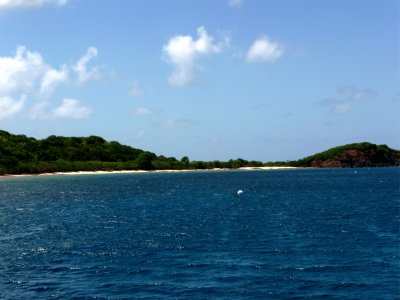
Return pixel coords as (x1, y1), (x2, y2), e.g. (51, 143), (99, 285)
(0, 168), (399, 299)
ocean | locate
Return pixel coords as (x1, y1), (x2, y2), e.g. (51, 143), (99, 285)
(0, 168), (399, 299)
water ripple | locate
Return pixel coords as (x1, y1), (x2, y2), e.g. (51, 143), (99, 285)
(0, 168), (398, 299)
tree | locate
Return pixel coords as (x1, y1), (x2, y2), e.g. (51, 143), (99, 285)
(135, 152), (156, 170)
(181, 156), (190, 163)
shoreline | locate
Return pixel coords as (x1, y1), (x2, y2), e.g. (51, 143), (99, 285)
(0, 166), (298, 179)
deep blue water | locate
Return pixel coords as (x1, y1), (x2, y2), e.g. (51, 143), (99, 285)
(0, 168), (399, 299)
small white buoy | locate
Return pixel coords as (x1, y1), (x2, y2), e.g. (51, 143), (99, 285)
(237, 189), (243, 196)
(354, 170), (357, 174)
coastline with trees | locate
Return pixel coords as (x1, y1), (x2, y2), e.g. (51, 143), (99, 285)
(0, 130), (399, 176)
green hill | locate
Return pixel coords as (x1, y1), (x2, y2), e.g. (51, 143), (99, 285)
(0, 130), (398, 175)
(0, 130), (262, 175)
(289, 142), (400, 168)
(0, 130), (155, 174)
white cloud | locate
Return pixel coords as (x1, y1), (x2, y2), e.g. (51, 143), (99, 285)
(52, 98), (93, 119)
(0, 95), (25, 119)
(39, 65), (68, 99)
(0, 0), (67, 11)
(0, 46), (98, 98)
(0, 46), (100, 119)
(0, 46), (46, 95)
(163, 26), (226, 86)
(134, 107), (154, 116)
(246, 36), (284, 63)
(73, 47), (99, 84)
(228, 0), (243, 7)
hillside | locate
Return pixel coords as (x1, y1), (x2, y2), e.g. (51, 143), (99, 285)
(289, 142), (400, 168)
(0, 131), (399, 175)
(0, 130), (149, 174)
(0, 130), (262, 175)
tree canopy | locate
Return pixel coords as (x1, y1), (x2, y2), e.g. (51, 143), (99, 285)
(287, 142), (400, 168)
(0, 130), (264, 174)
(0, 130), (398, 175)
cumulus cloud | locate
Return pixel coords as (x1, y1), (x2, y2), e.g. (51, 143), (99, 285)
(0, 46), (99, 119)
(321, 86), (376, 114)
(39, 65), (68, 98)
(246, 36), (284, 63)
(0, 95), (25, 119)
(52, 98), (93, 119)
(0, 0), (67, 11)
(0, 46), (97, 97)
(73, 47), (99, 84)
(228, 0), (243, 7)
(163, 26), (227, 86)
(0, 46), (46, 95)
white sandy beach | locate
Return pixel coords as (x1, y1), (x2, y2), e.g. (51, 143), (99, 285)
(0, 166), (297, 179)
(238, 166), (297, 170)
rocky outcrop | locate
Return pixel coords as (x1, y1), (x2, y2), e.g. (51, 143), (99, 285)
(292, 142), (400, 168)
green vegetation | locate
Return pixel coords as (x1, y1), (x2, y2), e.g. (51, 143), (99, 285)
(0, 130), (398, 175)
(0, 130), (263, 175)
(285, 142), (400, 168)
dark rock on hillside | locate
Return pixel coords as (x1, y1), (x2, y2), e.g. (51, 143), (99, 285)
(291, 142), (400, 168)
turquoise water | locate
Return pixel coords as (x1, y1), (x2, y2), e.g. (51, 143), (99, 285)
(0, 168), (399, 299)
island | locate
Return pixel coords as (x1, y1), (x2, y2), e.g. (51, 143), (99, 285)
(0, 130), (399, 175)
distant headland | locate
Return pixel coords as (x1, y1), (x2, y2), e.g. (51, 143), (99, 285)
(0, 130), (399, 176)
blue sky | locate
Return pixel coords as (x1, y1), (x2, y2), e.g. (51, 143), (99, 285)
(0, 0), (398, 161)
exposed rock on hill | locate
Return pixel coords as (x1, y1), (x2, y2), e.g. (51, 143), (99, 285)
(291, 142), (400, 168)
